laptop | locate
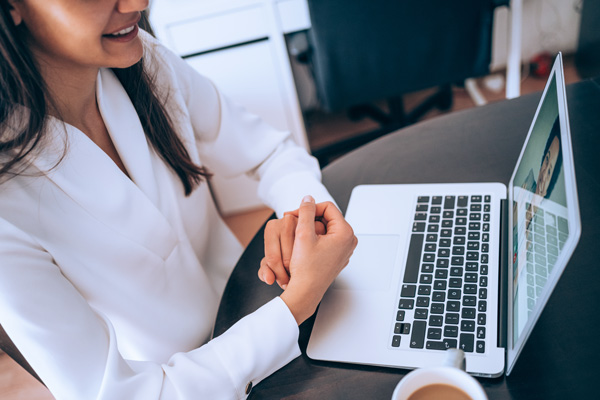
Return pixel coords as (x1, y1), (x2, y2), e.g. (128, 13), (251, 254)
(307, 53), (581, 377)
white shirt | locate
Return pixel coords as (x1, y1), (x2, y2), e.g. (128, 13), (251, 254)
(0, 31), (333, 399)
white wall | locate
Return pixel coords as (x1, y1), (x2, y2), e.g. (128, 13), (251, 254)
(491, 0), (582, 71)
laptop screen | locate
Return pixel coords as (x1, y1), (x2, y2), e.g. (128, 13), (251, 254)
(507, 54), (581, 374)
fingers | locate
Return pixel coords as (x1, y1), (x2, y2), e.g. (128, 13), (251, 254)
(258, 257), (276, 285)
(264, 220), (290, 288)
(280, 214), (296, 269)
(315, 220), (326, 235)
(296, 195), (317, 239)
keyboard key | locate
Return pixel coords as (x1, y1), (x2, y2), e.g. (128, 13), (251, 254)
(479, 276), (488, 287)
(442, 220), (453, 228)
(453, 236), (466, 245)
(484, 195), (491, 203)
(483, 214), (490, 222)
(444, 325), (459, 337)
(477, 327), (486, 339)
(481, 254), (489, 263)
(470, 204), (482, 212)
(468, 232), (480, 240)
(451, 256), (464, 266)
(461, 307), (476, 319)
(392, 336), (401, 347)
(432, 291), (446, 302)
(416, 297), (430, 307)
(427, 224), (439, 233)
(427, 328), (442, 340)
(450, 267), (463, 276)
(477, 313), (486, 325)
(466, 262), (478, 271)
(467, 252), (479, 261)
(429, 315), (443, 326)
(416, 204), (429, 213)
(469, 222), (480, 230)
(463, 296), (477, 306)
(443, 211), (454, 219)
(457, 208), (468, 216)
(471, 195), (482, 203)
(420, 274), (433, 284)
(423, 253), (435, 262)
(483, 223), (490, 232)
(454, 227), (467, 235)
(443, 339), (458, 349)
(482, 243), (489, 253)
(398, 299), (414, 309)
(412, 222), (426, 232)
(438, 248), (450, 257)
(452, 246), (465, 255)
(414, 212), (427, 220)
(464, 284), (477, 294)
(426, 234), (438, 242)
(467, 242), (480, 251)
(414, 309), (427, 321)
(479, 288), (488, 299)
(480, 265), (488, 275)
(478, 301), (487, 312)
(444, 196), (455, 210)
(397, 310), (405, 321)
(403, 234), (424, 283)
(410, 321), (427, 348)
(445, 313), (460, 324)
(484, 204), (491, 212)
(417, 196), (430, 203)
(434, 280), (447, 290)
(421, 263), (434, 273)
(432, 196), (443, 205)
(418, 285), (431, 295)
(461, 320), (476, 332)
(426, 341), (447, 350)
(401, 284), (417, 297)
(394, 323), (411, 334)
(449, 278), (462, 288)
(476, 340), (485, 353)
(436, 259), (449, 268)
(448, 289), (461, 299)
(447, 301), (461, 312)
(439, 238), (451, 247)
(457, 196), (468, 207)
(431, 206), (442, 214)
(465, 273), (478, 282)
(460, 333), (475, 352)
(431, 303), (445, 314)
(456, 217), (467, 226)
(435, 269), (448, 279)
(441, 229), (452, 237)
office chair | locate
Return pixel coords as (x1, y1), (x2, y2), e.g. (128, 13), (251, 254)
(304, 0), (510, 165)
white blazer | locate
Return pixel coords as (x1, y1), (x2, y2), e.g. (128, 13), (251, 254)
(0, 31), (333, 399)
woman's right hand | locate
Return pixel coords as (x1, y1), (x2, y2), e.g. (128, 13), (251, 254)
(279, 196), (358, 325)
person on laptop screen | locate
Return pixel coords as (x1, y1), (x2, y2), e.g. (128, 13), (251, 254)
(0, 2), (357, 399)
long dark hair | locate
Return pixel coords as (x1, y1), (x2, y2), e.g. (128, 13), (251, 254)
(0, 7), (208, 195)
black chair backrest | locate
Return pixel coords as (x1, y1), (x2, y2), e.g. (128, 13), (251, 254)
(306, 0), (501, 112)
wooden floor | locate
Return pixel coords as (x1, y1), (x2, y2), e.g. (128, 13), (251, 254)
(0, 56), (581, 399)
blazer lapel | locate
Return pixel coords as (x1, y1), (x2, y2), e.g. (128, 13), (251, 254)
(30, 71), (179, 260)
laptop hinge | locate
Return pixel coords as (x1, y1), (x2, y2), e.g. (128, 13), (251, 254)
(497, 199), (509, 349)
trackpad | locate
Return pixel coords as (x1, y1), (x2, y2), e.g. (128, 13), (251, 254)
(332, 234), (400, 291)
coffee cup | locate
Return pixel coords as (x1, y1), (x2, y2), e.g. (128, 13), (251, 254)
(391, 349), (488, 400)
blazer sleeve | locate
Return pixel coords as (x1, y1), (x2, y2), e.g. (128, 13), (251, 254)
(0, 218), (300, 400)
(145, 33), (335, 216)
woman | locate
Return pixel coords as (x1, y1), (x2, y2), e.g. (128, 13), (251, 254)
(0, 1), (357, 399)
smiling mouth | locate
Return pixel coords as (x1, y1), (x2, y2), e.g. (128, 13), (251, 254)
(105, 25), (136, 37)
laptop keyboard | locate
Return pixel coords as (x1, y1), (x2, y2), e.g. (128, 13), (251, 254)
(391, 195), (491, 354)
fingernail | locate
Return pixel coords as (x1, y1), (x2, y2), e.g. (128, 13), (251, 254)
(282, 284), (287, 290)
(302, 195), (314, 203)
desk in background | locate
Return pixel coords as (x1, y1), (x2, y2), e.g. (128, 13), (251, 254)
(214, 78), (600, 399)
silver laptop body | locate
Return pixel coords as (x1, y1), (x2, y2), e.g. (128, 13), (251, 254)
(307, 53), (581, 378)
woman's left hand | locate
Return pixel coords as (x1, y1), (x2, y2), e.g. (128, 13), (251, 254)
(258, 211), (326, 289)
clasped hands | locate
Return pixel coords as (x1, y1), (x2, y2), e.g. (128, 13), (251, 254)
(258, 195), (358, 325)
